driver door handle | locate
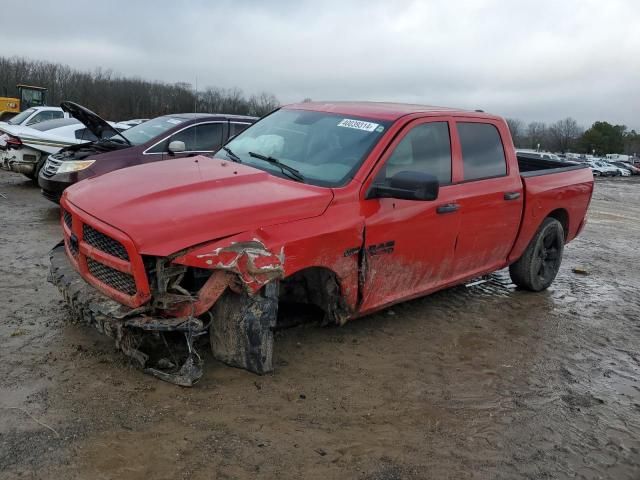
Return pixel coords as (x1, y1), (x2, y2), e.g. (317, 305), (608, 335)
(436, 203), (460, 214)
(504, 192), (521, 201)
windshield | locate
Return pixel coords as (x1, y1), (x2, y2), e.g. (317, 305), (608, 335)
(219, 109), (390, 187)
(7, 109), (36, 125)
(120, 116), (186, 145)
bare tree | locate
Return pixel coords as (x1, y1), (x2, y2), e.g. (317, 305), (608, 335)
(506, 118), (524, 147)
(548, 118), (583, 153)
(247, 92), (280, 116)
(526, 121), (548, 150)
(0, 56), (279, 120)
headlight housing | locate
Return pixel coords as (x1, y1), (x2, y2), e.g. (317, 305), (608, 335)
(56, 160), (96, 174)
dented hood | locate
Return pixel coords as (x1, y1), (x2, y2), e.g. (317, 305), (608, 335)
(64, 156), (334, 256)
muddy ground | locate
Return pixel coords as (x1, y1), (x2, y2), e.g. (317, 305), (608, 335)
(0, 173), (639, 480)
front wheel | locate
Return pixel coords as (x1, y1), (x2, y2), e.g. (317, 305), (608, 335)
(509, 218), (564, 291)
(209, 282), (279, 374)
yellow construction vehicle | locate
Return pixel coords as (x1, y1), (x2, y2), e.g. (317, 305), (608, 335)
(0, 85), (48, 121)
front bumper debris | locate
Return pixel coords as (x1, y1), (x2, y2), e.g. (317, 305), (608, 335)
(48, 243), (205, 386)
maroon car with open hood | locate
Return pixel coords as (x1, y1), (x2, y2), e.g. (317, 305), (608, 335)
(38, 101), (257, 202)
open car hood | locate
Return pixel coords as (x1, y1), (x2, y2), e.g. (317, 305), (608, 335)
(61, 101), (130, 144)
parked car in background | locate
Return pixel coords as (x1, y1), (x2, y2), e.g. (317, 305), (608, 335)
(610, 161), (640, 175)
(0, 118), (129, 181)
(49, 102), (594, 385)
(516, 150), (562, 162)
(0, 106), (69, 128)
(39, 102), (257, 202)
(611, 163), (631, 176)
(588, 160), (620, 176)
(516, 150), (578, 164)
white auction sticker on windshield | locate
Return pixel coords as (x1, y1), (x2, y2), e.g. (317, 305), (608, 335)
(337, 119), (380, 132)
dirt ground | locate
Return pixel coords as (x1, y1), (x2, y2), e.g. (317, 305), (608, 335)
(1, 173), (639, 480)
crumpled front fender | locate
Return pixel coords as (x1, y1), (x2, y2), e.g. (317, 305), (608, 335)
(172, 234), (285, 294)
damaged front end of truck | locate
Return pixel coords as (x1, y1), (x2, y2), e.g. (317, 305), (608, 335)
(48, 204), (293, 387)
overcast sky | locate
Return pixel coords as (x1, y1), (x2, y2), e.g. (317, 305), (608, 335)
(3, 0), (639, 129)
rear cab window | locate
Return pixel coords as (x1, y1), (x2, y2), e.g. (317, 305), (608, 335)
(457, 122), (507, 181)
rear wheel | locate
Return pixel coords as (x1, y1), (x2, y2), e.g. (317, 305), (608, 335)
(509, 218), (564, 291)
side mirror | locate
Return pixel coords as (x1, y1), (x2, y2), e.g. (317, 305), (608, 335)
(168, 140), (186, 154)
(367, 171), (439, 201)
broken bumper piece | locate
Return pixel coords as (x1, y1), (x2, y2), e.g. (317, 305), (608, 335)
(48, 243), (204, 387)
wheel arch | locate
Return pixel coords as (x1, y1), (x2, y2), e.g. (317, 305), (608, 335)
(279, 265), (352, 325)
(546, 208), (569, 241)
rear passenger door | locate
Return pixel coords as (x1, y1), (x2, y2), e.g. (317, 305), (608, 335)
(449, 120), (522, 280)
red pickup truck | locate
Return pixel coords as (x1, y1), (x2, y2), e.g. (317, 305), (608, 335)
(49, 102), (594, 385)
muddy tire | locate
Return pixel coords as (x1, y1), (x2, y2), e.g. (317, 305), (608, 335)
(209, 282), (278, 375)
(509, 218), (564, 291)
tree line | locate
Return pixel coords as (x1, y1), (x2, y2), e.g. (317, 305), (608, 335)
(506, 117), (640, 156)
(2, 56), (637, 155)
(0, 56), (280, 120)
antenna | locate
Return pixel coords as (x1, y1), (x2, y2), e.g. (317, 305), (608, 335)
(193, 76), (198, 150)
(194, 76), (198, 115)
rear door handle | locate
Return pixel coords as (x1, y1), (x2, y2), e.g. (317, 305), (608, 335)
(436, 203), (460, 214)
(504, 192), (521, 201)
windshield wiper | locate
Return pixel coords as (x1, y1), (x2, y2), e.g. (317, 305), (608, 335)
(221, 146), (242, 163)
(248, 151), (305, 182)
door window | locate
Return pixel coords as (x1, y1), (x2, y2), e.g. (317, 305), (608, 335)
(457, 122), (507, 181)
(376, 121), (452, 185)
(27, 110), (61, 125)
(148, 123), (224, 153)
(230, 122), (251, 137)
(75, 127), (98, 142)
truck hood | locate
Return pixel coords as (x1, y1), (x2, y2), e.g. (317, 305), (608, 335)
(64, 156), (334, 256)
(61, 101), (131, 144)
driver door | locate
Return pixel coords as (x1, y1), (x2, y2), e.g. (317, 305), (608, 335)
(359, 117), (461, 313)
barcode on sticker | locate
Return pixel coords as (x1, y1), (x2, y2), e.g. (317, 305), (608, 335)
(337, 119), (379, 132)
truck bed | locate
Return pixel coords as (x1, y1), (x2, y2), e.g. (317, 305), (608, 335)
(517, 155), (589, 177)
(507, 159), (594, 264)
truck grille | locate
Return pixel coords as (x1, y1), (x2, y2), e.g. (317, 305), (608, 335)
(42, 155), (63, 178)
(60, 201), (151, 307)
(83, 224), (129, 260)
(63, 209), (72, 230)
(86, 258), (137, 296)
